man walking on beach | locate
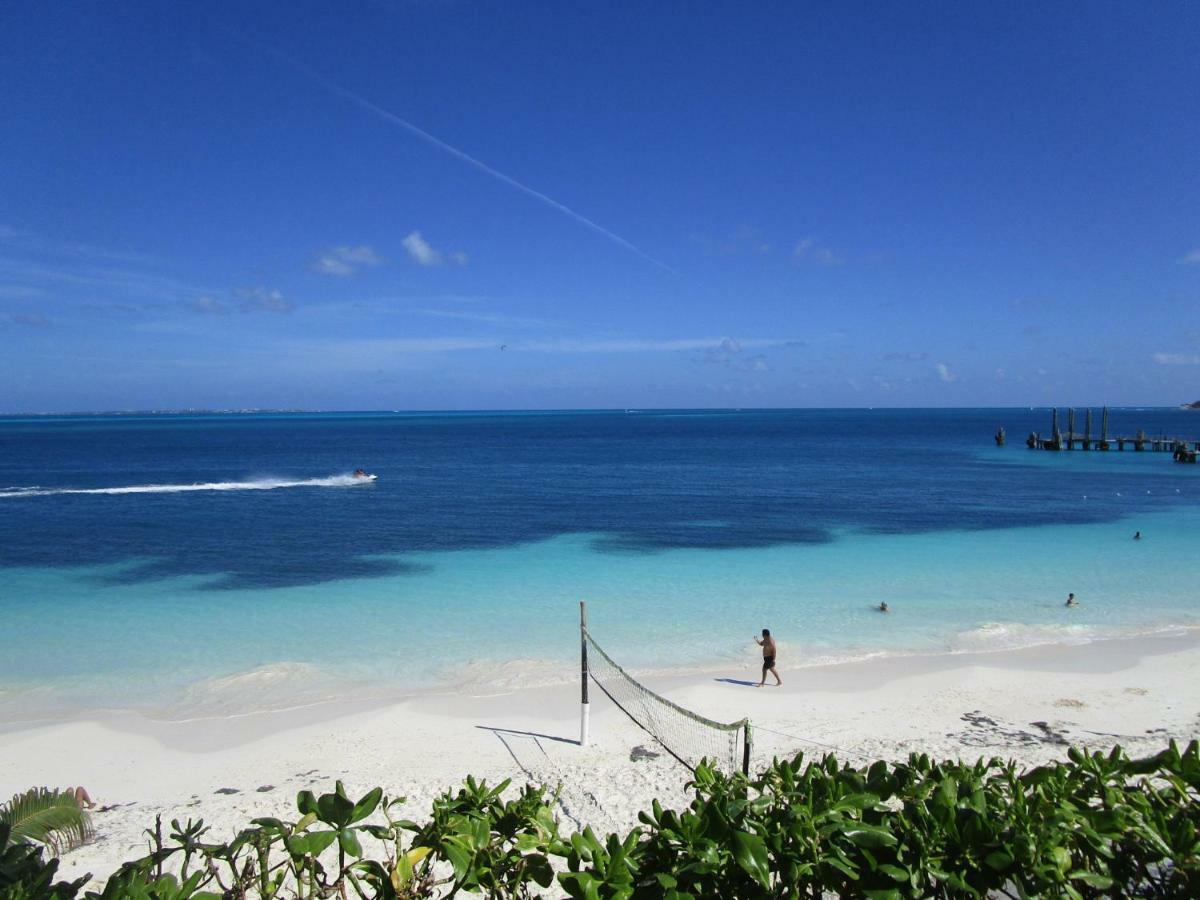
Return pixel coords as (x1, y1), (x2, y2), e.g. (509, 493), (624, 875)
(755, 628), (782, 687)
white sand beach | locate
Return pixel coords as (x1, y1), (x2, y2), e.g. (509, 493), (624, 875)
(3, 631), (1198, 887)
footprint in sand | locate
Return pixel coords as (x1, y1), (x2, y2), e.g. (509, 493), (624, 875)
(1054, 698), (1085, 708)
(1124, 687), (1149, 696)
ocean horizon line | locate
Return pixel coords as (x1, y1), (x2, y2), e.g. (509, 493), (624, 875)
(1, 403), (1194, 419)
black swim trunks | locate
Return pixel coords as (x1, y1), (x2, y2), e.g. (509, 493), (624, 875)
(762, 655), (775, 669)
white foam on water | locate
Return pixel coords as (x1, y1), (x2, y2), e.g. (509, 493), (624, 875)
(951, 621), (1101, 649)
(0, 474), (375, 498)
(0, 682), (72, 726)
(948, 620), (1198, 655)
(150, 661), (382, 722)
(451, 658), (574, 697)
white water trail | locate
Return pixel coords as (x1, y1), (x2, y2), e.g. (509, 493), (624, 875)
(0, 474), (375, 498)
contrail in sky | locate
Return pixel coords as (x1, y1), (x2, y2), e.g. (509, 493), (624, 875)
(244, 35), (674, 273)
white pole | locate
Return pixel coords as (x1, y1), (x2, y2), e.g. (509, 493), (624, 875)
(580, 599), (590, 747)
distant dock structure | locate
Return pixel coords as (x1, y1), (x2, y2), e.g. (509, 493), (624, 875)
(1015, 408), (1198, 463)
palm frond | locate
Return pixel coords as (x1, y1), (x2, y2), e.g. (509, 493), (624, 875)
(0, 788), (94, 855)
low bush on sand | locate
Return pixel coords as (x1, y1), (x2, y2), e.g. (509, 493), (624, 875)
(4, 740), (1197, 898)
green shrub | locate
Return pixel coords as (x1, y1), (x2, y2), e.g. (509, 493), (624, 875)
(1, 789), (94, 856)
(0, 823), (89, 899)
(600, 741), (1199, 898)
(6, 740), (1198, 898)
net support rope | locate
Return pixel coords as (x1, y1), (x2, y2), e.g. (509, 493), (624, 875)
(584, 629), (751, 775)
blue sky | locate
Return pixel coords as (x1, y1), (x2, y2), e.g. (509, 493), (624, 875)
(2, 1), (1198, 411)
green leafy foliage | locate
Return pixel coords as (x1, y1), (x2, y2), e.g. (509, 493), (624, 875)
(1, 789), (94, 855)
(6, 741), (1198, 898)
(608, 740), (1199, 898)
(0, 823), (89, 899)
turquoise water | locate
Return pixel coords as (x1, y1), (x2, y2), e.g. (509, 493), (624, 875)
(1, 409), (1198, 721)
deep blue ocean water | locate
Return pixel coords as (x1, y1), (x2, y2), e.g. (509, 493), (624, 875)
(2, 408), (1198, 721)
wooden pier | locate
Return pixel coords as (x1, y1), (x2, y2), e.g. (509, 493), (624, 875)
(1017, 407), (1198, 463)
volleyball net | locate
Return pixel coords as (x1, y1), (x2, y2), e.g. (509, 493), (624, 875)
(582, 626), (751, 776)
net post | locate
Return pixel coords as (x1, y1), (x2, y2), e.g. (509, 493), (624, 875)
(580, 599), (590, 747)
(742, 720), (752, 776)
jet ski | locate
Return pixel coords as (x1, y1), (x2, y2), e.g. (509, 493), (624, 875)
(352, 469), (378, 481)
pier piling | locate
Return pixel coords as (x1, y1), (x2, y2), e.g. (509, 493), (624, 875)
(1019, 407), (1195, 459)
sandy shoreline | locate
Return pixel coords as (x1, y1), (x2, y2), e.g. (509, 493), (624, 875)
(3, 631), (1198, 886)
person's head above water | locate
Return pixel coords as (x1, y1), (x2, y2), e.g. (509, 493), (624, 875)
(762, 628), (770, 637)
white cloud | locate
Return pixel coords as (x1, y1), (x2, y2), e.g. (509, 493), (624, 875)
(699, 225), (772, 256)
(0, 256), (217, 300)
(0, 224), (151, 264)
(411, 307), (555, 328)
(791, 237), (843, 266)
(402, 231), (444, 267)
(399, 233), (468, 268)
(313, 256), (354, 276)
(1179, 248), (1200, 265)
(312, 245), (383, 276)
(313, 337), (498, 356)
(701, 337), (770, 372)
(239, 287), (292, 313)
(339, 246), (381, 264)
(526, 337), (780, 353)
(935, 362), (958, 383)
(313, 335), (791, 355)
(872, 375), (896, 392)
(190, 296), (229, 314)
(1153, 352), (1200, 365)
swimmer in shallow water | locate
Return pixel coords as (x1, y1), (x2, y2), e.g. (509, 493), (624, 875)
(1066, 592), (1078, 607)
(878, 602), (889, 613)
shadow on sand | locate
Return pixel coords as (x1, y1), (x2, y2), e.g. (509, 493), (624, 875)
(714, 677), (759, 687)
(474, 725), (580, 746)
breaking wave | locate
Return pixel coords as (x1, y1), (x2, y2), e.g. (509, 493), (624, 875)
(152, 662), (371, 722)
(947, 620), (1198, 654)
(0, 474), (375, 498)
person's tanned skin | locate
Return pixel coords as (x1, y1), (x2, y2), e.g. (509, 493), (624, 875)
(755, 628), (782, 687)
